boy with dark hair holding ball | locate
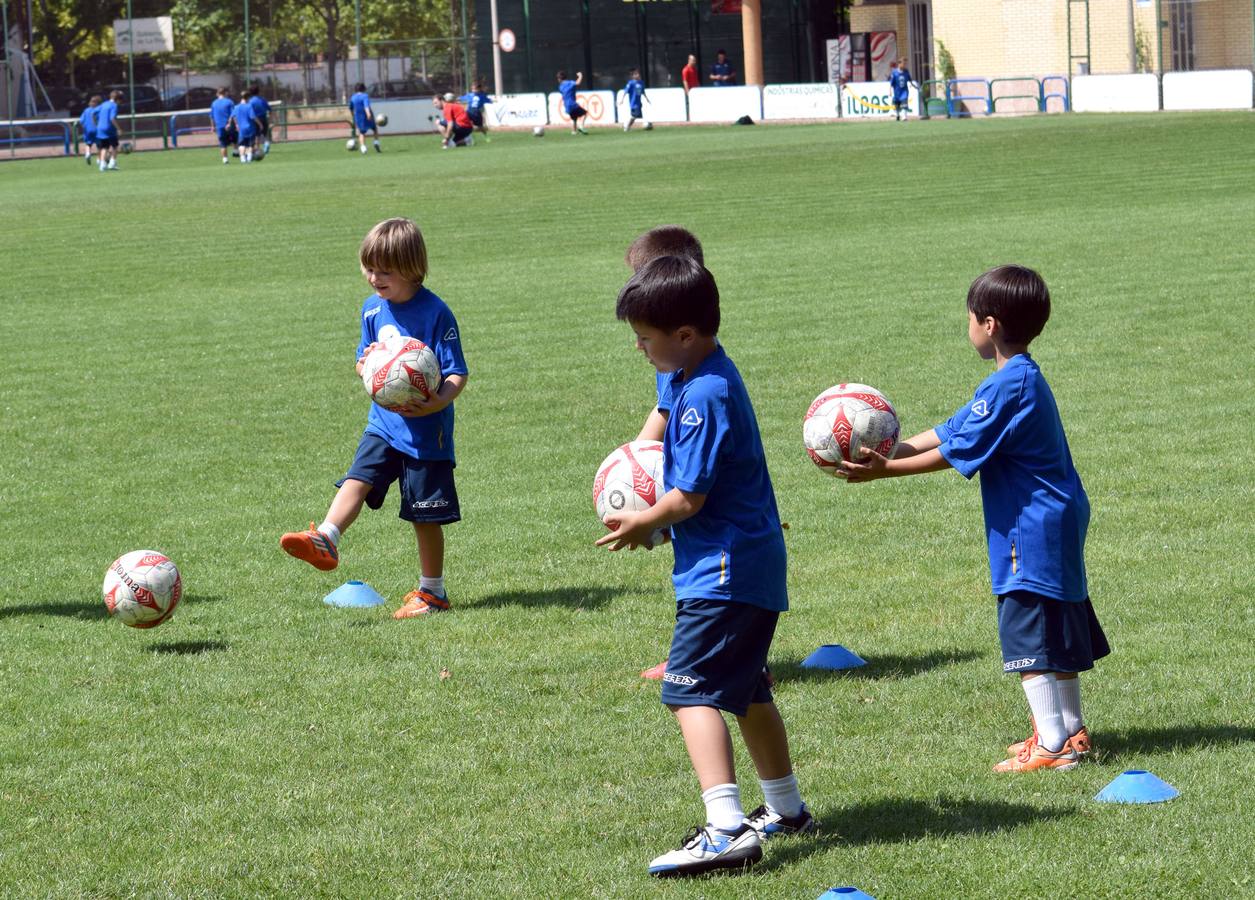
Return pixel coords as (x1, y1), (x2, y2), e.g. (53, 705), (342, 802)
(598, 256), (813, 877)
(839, 264), (1108, 772)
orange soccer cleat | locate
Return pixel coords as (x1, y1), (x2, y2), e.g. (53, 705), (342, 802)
(994, 733), (1080, 772)
(1008, 725), (1092, 758)
(393, 588), (450, 619)
(280, 523), (339, 571)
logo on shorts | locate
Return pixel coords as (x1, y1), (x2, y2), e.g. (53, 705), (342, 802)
(971, 399), (991, 417)
(364, 305), (381, 319)
(1004, 657), (1038, 671)
(680, 408), (703, 427)
(412, 499), (450, 509)
(662, 672), (698, 686)
(442, 327), (458, 341)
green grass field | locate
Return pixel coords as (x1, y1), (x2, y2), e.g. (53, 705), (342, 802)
(2, 113), (1253, 898)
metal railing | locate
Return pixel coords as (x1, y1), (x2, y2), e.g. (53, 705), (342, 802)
(1042, 75), (1071, 112)
(990, 77), (1044, 113)
(946, 78), (993, 117)
(1, 120), (72, 154)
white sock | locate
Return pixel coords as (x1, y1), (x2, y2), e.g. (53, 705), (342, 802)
(316, 521), (340, 546)
(701, 783), (744, 832)
(759, 773), (803, 818)
(1022, 674), (1068, 752)
(419, 575), (445, 597)
(1058, 676), (1083, 734)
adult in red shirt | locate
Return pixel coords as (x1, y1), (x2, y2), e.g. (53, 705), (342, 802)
(434, 93), (474, 148)
(681, 54), (700, 93)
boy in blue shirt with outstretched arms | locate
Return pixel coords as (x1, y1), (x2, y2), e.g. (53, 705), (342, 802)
(79, 95), (100, 165)
(598, 256), (813, 878)
(210, 87), (235, 165)
(839, 264), (1109, 772)
(556, 70), (588, 135)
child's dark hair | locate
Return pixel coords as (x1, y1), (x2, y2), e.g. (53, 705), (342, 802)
(625, 226), (704, 271)
(557, 70), (567, 80)
(967, 264), (1051, 344)
(616, 256), (719, 336)
(355, 82), (366, 93)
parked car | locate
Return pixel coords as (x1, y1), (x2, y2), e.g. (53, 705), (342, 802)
(100, 83), (164, 115)
(43, 85), (86, 118)
(163, 86), (222, 111)
(368, 78), (435, 99)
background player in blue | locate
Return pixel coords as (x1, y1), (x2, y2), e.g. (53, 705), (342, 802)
(598, 257), (813, 877)
(710, 49), (737, 86)
(79, 95), (100, 165)
(348, 82), (380, 154)
(248, 86), (271, 154)
(281, 218), (469, 620)
(231, 90), (259, 163)
(621, 68), (647, 132)
(556, 70), (588, 135)
(94, 90), (121, 172)
(210, 87), (235, 165)
(462, 78), (492, 141)
(839, 264), (1109, 773)
(625, 226), (706, 680)
(889, 58), (914, 121)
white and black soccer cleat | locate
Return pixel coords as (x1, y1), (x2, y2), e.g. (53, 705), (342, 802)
(744, 803), (817, 839)
(647, 823), (762, 878)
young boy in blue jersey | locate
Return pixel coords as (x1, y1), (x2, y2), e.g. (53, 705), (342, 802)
(79, 95), (100, 165)
(281, 218), (469, 620)
(210, 87), (235, 165)
(232, 90), (260, 163)
(598, 256), (813, 877)
(463, 78), (492, 141)
(839, 264), (1109, 772)
(95, 90), (121, 172)
(621, 68), (647, 132)
(349, 83), (381, 154)
(888, 58), (914, 121)
(556, 70), (588, 135)
(248, 87), (272, 154)
(624, 226), (705, 680)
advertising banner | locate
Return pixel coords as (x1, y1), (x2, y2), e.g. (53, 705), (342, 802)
(686, 85), (762, 123)
(762, 83), (840, 120)
(615, 86), (688, 123)
(839, 81), (919, 118)
(372, 99), (440, 134)
(826, 37), (848, 85)
(491, 93), (549, 127)
(1162, 70), (1253, 110)
(114, 17), (174, 54)
(869, 32), (897, 82)
(547, 89), (616, 125)
(1071, 74), (1160, 112)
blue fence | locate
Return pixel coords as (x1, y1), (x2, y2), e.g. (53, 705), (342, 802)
(0, 121), (72, 155)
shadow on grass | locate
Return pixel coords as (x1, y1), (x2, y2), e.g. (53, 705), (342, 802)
(0, 594), (225, 621)
(757, 795), (1072, 870)
(1100, 724), (1255, 758)
(771, 649), (982, 683)
(148, 640), (230, 655)
(468, 586), (624, 611)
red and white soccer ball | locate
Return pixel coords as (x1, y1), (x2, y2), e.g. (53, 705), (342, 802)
(361, 337), (442, 410)
(803, 383), (900, 474)
(102, 550), (183, 629)
(593, 440), (665, 521)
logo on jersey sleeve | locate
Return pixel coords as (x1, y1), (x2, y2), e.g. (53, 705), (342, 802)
(364, 305), (381, 319)
(442, 327), (458, 342)
(971, 399), (991, 417)
(680, 407), (703, 427)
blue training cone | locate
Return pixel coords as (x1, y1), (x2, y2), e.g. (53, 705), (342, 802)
(802, 644), (867, 670)
(1095, 770), (1179, 804)
(819, 888), (876, 900)
(323, 580), (386, 609)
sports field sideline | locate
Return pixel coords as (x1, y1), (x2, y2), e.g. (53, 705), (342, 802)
(1, 113), (1252, 897)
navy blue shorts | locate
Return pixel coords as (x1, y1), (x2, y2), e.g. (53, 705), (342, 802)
(97, 135), (118, 149)
(660, 599), (777, 716)
(217, 127), (233, 147)
(257, 116), (269, 136)
(237, 134), (255, 147)
(998, 592), (1109, 674)
(468, 110), (484, 127)
(567, 104), (587, 120)
(336, 432), (461, 524)
(84, 133), (97, 146)
(630, 105), (643, 119)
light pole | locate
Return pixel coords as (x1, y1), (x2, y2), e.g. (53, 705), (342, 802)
(354, 0), (362, 85)
(244, 0), (251, 86)
(3, 0), (13, 158)
(126, 0), (135, 141)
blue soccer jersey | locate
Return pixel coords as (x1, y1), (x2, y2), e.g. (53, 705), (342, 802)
(624, 78), (645, 113)
(655, 371), (671, 415)
(248, 94), (270, 118)
(711, 61), (734, 86)
(79, 105), (98, 138)
(935, 354), (1090, 602)
(96, 100), (119, 137)
(232, 102), (257, 137)
(661, 346), (787, 611)
(210, 96), (234, 129)
(558, 80), (579, 112)
(357, 287), (469, 462)
(890, 68), (912, 102)
(349, 91), (372, 129)
(466, 90), (491, 113)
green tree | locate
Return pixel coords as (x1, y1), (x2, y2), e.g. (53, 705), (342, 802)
(32, 0), (125, 84)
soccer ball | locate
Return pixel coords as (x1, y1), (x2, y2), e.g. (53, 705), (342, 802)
(532, 125), (545, 137)
(360, 337), (442, 410)
(643, 121), (654, 131)
(103, 550), (183, 629)
(593, 440), (664, 521)
(375, 113), (389, 128)
(803, 383), (900, 474)
(346, 138), (357, 151)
